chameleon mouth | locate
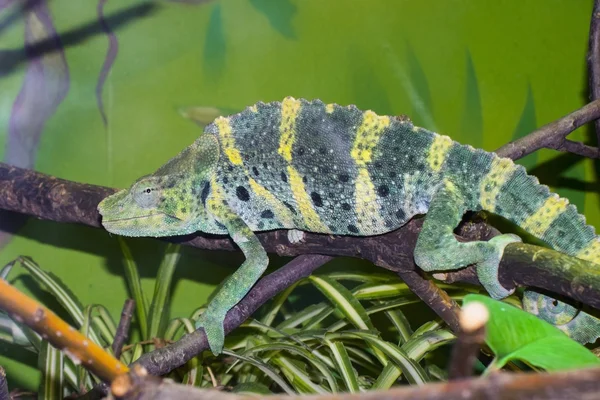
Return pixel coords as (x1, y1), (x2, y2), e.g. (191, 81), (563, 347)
(102, 213), (182, 224)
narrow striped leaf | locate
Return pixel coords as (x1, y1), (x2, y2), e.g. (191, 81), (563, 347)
(148, 243), (181, 339)
(308, 276), (374, 331)
(325, 339), (359, 393)
(239, 342), (337, 393)
(272, 355), (328, 394)
(38, 341), (63, 400)
(222, 349), (296, 395)
(118, 238), (148, 337)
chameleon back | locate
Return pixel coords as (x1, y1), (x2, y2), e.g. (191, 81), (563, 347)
(204, 97), (452, 236)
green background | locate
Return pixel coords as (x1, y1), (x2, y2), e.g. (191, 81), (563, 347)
(0, 0), (598, 390)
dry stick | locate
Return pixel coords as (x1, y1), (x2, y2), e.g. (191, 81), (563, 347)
(112, 299), (136, 359)
(588, 0), (600, 143)
(495, 99), (600, 160)
(447, 301), (489, 380)
(0, 273), (128, 382)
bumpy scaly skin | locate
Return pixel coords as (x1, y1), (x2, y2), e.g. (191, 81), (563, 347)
(98, 97), (600, 354)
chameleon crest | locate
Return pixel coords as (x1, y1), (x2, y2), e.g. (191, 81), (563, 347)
(99, 97), (600, 355)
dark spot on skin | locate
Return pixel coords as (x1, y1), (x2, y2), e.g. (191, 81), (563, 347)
(347, 225), (359, 233)
(311, 192), (323, 207)
(302, 176), (308, 184)
(283, 201), (297, 214)
(319, 147), (327, 155)
(201, 181), (211, 206)
(263, 162), (268, 169)
(257, 221), (264, 229)
(159, 197), (165, 203)
(181, 207), (187, 213)
(339, 174), (349, 183)
(167, 182), (175, 189)
(252, 166), (259, 176)
(222, 200), (228, 206)
(297, 147), (305, 156)
(395, 209), (406, 220)
(227, 165), (234, 172)
(342, 203), (351, 211)
(215, 221), (226, 230)
(191, 188), (197, 195)
(261, 209), (274, 219)
(223, 177), (228, 184)
(328, 224), (336, 231)
(385, 219), (395, 228)
(182, 189), (187, 194)
(389, 171), (397, 178)
(281, 172), (287, 183)
(374, 162), (383, 169)
(179, 195), (185, 201)
(236, 186), (250, 202)
(377, 185), (389, 197)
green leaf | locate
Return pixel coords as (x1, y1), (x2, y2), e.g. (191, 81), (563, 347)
(463, 294), (600, 371)
(117, 238), (148, 337)
(324, 339), (359, 393)
(38, 341), (63, 400)
(148, 243), (181, 339)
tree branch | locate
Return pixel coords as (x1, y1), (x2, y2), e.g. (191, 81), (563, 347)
(589, 0), (600, 143)
(495, 99), (600, 160)
(113, 365), (600, 400)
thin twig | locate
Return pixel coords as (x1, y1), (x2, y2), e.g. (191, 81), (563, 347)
(495, 99), (600, 160)
(588, 0), (600, 143)
(112, 299), (135, 359)
(448, 301), (489, 380)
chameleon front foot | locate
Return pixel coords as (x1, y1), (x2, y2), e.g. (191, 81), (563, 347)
(195, 309), (227, 356)
(475, 233), (522, 299)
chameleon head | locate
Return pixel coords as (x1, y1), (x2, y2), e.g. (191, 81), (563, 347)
(97, 134), (219, 237)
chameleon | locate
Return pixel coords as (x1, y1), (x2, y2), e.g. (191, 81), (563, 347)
(97, 97), (600, 355)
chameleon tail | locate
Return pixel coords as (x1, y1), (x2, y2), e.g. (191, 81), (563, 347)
(485, 154), (600, 343)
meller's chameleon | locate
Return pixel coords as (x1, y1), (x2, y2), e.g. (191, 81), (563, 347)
(98, 97), (600, 355)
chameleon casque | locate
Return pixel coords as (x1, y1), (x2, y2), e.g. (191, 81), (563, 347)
(98, 97), (600, 355)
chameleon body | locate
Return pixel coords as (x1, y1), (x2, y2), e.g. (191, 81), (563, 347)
(98, 97), (600, 355)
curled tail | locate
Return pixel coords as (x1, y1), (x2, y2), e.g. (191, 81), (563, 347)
(484, 153), (600, 343)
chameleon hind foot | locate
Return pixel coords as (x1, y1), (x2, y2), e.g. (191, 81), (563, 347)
(414, 180), (522, 300)
(475, 233), (522, 299)
(195, 309), (226, 356)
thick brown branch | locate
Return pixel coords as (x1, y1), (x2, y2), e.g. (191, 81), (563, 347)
(114, 365), (600, 400)
(495, 99), (600, 159)
(589, 0), (600, 142)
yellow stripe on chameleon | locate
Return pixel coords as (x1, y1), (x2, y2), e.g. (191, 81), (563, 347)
(249, 105), (258, 113)
(479, 156), (517, 211)
(206, 176), (233, 220)
(248, 177), (295, 227)
(215, 117), (243, 166)
(287, 166), (330, 233)
(350, 111), (390, 166)
(426, 134), (453, 172)
(278, 97), (302, 163)
(354, 168), (385, 233)
(325, 104), (335, 113)
(576, 239), (600, 264)
(521, 195), (570, 237)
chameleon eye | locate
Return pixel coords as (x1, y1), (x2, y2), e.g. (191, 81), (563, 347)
(133, 183), (161, 208)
